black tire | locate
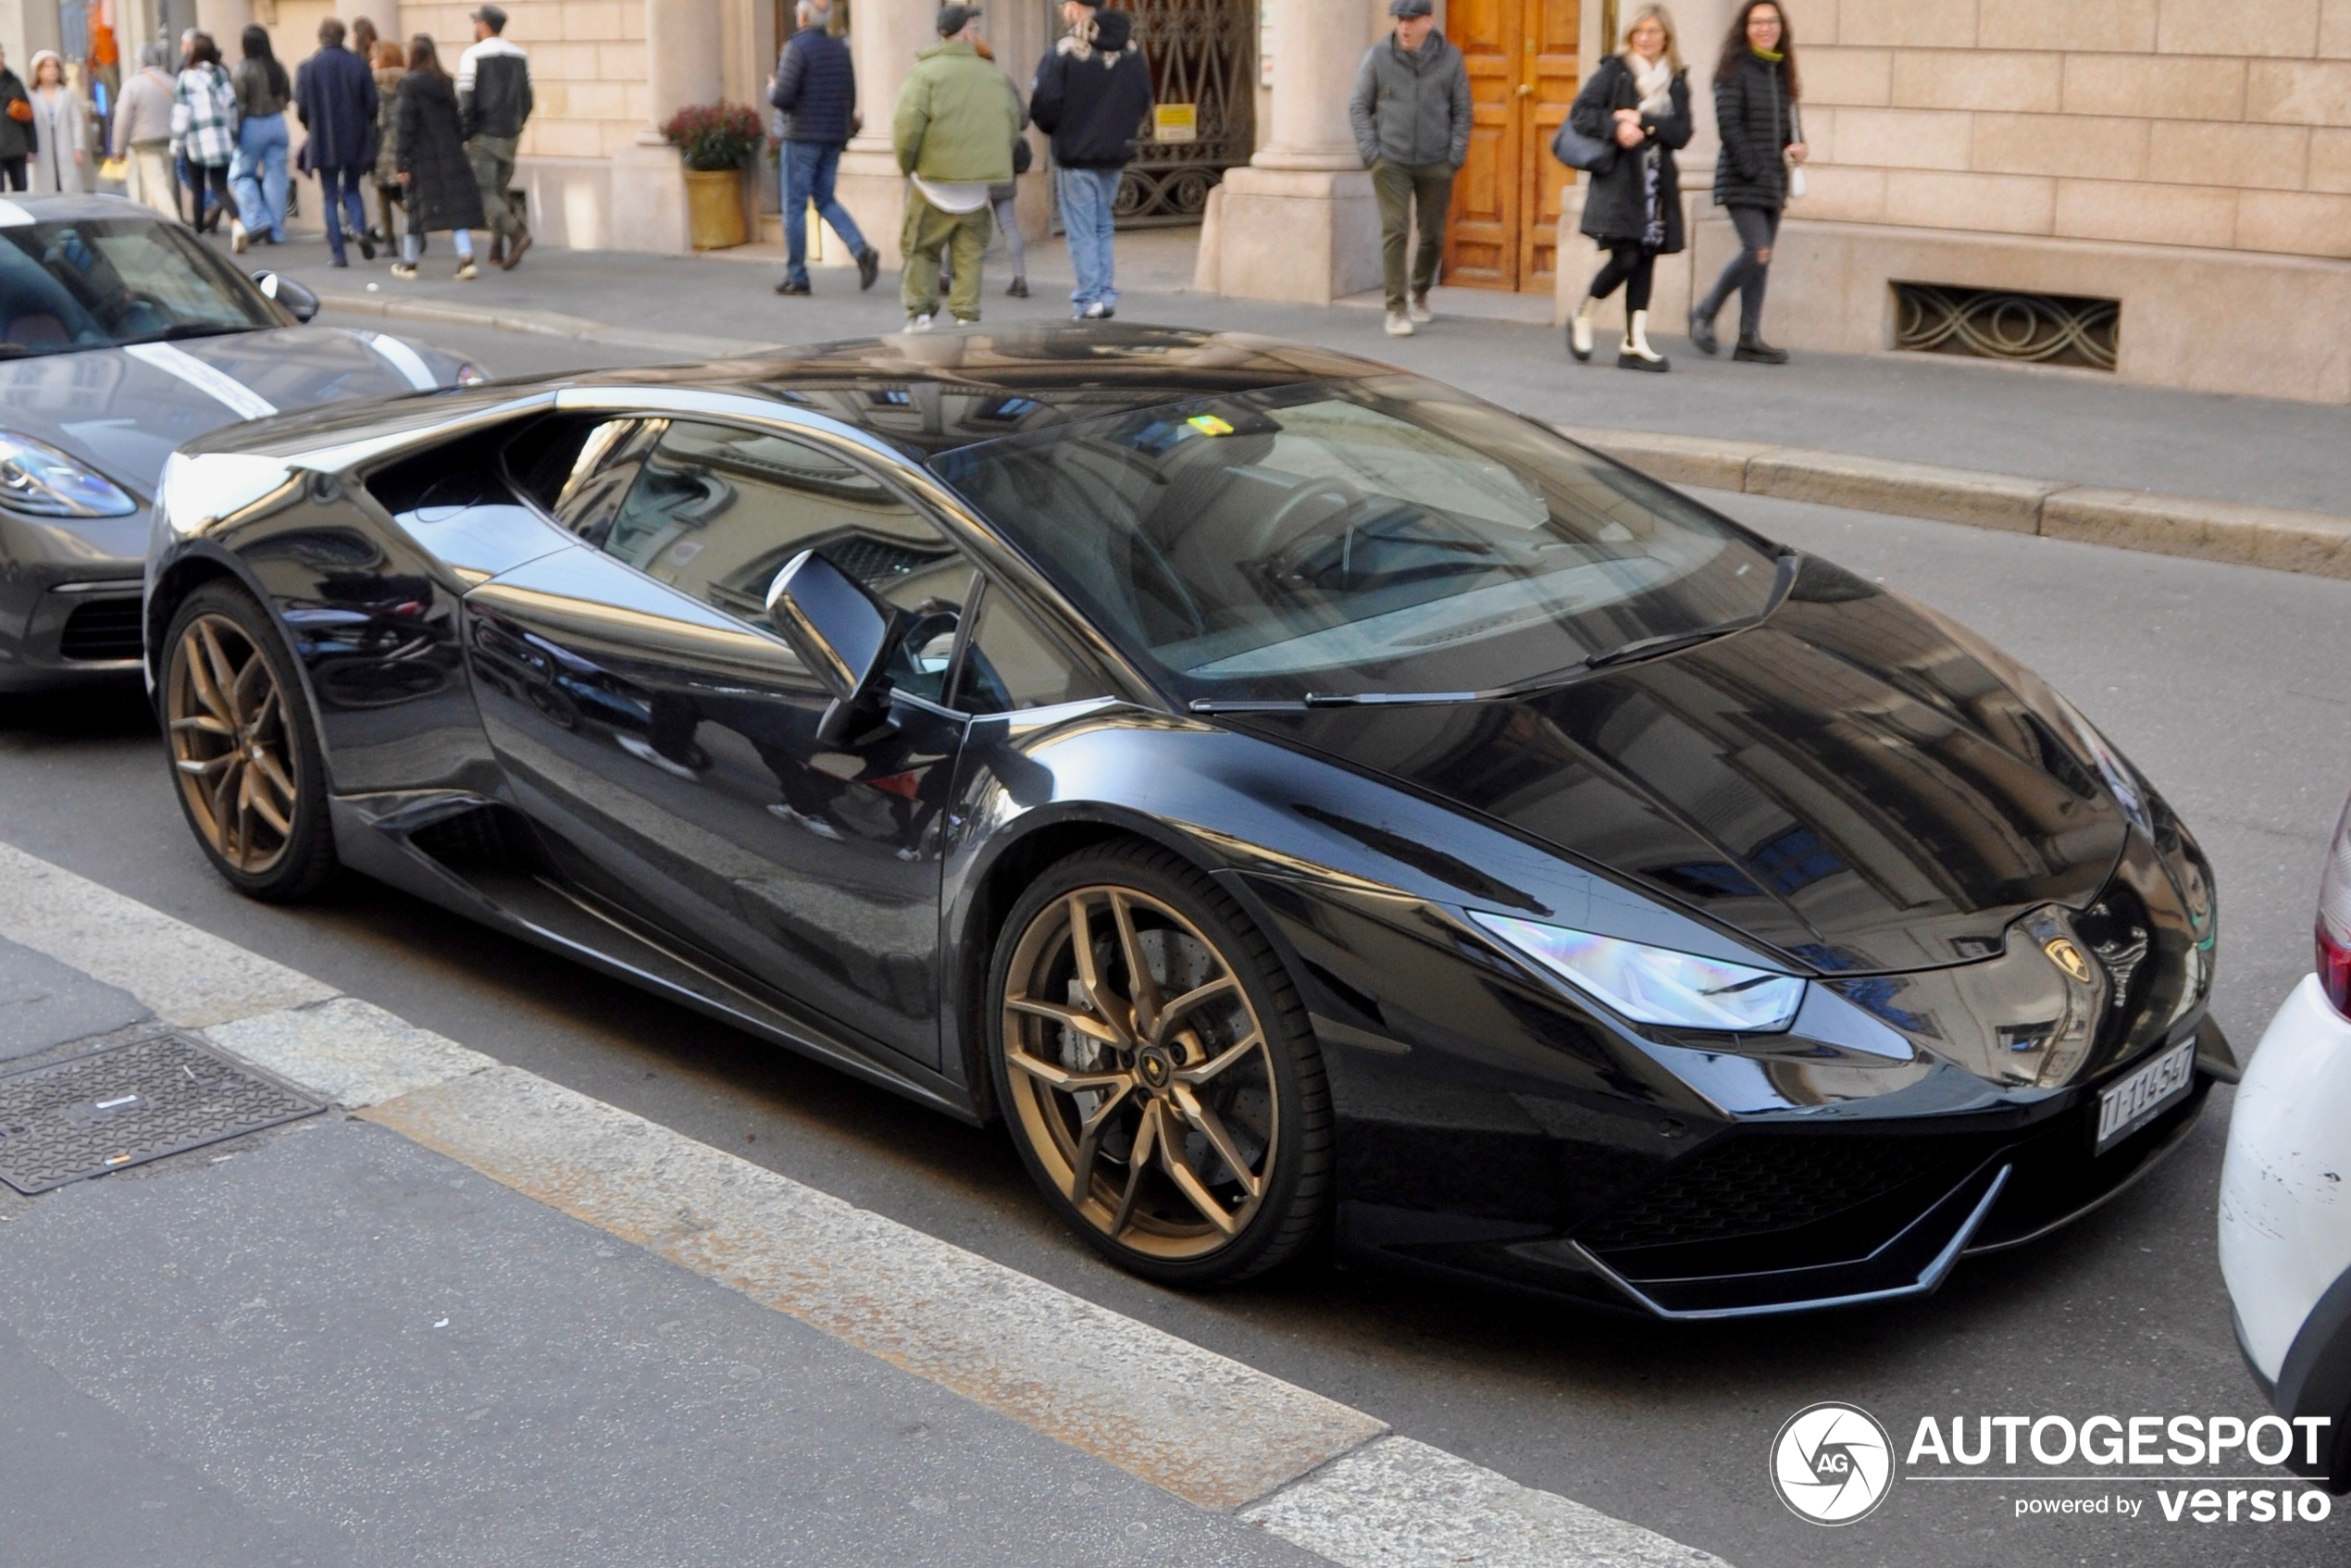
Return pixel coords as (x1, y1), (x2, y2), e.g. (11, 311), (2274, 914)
(988, 838), (1332, 1287)
(160, 579), (339, 902)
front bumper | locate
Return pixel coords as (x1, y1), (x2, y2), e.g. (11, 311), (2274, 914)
(0, 507), (149, 691)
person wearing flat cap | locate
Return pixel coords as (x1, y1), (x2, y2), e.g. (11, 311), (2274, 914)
(457, 3), (533, 268)
(1349, 0), (1470, 338)
(891, 5), (1024, 329)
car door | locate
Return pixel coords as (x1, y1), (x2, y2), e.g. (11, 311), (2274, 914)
(462, 413), (975, 1073)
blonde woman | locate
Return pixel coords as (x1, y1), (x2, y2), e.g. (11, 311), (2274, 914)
(1564, 5), (1690, 371)
(26, 51), (88, 193)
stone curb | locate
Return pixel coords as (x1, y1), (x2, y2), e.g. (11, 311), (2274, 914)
(313, 286), (771, 361)
(0, 838), (1732, 1568)
(1559, 424), (2351, 579)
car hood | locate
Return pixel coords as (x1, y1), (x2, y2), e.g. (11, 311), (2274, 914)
(0, 326), (452, 497)
(1227, 556), (2131, 975)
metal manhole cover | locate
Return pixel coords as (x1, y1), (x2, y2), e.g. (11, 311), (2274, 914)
(0, 1031), (325, 1194)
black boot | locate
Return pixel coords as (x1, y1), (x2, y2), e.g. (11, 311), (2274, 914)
(1688, 305), (1720, 357)
(1734, 337), (1790, 364)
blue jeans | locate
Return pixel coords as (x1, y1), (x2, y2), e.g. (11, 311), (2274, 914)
(781, 141), (866, 288)
(1055, 166), (1122, 310)
(229, 113), (290, 242)
(317, 164), (367, 262)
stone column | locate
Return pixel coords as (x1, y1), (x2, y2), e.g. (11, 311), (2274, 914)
(192, 0), (250, 47)
(1200, 0), (1381, 304)
(608, 0), (725, 254)
(834, 0), (936, 270)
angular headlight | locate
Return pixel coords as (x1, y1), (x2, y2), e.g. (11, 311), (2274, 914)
(1471, 912), (1807, 1032)
(0, 430), (136, 516)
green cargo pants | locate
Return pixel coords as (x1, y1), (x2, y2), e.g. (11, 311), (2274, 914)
(900, 191), (992, 323)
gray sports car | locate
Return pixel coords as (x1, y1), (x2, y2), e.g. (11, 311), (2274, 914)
(0, 193), (483, 692)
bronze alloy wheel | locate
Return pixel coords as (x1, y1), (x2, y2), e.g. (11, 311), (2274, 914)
(167, 612), (301, 877)
(1001, 882), (1282, 1263)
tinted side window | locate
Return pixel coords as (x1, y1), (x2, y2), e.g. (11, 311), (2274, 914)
(957, 587), (1111, 715)
(599, 420), (975, 699)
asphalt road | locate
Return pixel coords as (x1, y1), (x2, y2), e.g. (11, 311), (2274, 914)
(4, 319), (2346, 1567)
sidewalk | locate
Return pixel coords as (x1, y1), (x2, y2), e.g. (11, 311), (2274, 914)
(254, 229), (2351, 518)
(0, 843), (1724, 1568)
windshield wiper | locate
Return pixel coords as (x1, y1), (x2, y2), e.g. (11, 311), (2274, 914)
(1187, 551), (1802, 716)
(131, 322), (253, 344)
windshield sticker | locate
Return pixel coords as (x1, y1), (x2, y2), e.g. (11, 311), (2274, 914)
(122, 342), (279, 421)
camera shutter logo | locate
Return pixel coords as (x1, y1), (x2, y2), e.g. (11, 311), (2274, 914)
(1771, 1402), (1896, 1524)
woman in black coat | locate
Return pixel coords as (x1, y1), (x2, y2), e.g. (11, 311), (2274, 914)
(1690, 0), (1806, 362)
(389, 35), (485, 280)
(1565, 4), (1691, 372)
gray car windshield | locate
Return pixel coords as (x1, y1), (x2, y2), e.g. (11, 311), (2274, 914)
(0, 217), (276, 357)
(930, 379), (1783, 703)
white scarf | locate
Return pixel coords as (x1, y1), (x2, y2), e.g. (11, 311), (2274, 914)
(1626, 52), (1673, 118)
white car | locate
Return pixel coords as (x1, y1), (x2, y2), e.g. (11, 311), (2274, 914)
(2219, 790), (2351, 1492)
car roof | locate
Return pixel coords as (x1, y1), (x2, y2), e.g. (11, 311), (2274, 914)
(547, 325), (1403, 459)
(0, 193), (169, 227)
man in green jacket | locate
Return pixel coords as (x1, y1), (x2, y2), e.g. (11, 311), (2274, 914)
(891, 5), (1023, 329)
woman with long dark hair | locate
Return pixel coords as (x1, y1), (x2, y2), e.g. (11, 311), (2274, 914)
(229, 24), (292, 250)
(390, 36), (484, 280)
(169, 31), (238, 234)
(1690, 0), (1806, 363)
(1564, 5), (1690, 371)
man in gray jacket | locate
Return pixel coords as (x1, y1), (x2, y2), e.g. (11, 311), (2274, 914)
(1348, 0), (1470, 337)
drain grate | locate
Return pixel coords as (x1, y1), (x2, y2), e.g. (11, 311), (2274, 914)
(0, 1031), (325, 1194)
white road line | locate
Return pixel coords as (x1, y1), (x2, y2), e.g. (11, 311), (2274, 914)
(0, 837), (1736, 1565)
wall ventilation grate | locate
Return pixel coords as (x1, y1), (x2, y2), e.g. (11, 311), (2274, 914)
(1893, 282), (2120, 371)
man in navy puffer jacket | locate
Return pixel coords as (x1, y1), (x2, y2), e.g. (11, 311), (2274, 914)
(768, 0), (879, 295)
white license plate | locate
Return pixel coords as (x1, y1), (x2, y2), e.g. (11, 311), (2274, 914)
(2095, 1039), (2196, 1153)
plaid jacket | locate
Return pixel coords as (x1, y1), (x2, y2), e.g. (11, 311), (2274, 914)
(170, 64), (237, 168)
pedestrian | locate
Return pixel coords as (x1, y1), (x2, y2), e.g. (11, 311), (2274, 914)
(0, 48), (30, 194)
(369, 39), (408, 251)
(1564, 4), (1691, 372)
(940, 35), (1031, 301)
(293, 17), (379, 268)
(977, 36), (1031, 297)
(229, 25), (292, 251)
(392, 35), (486, 281)
(27, 51), (88, 194)
(1689, 0), (1805, 363)
(1029, 0), (1150, 321)
(767, 0), (878, 296)
(171, 30), (198, 220)
(350, 17), (379, 70)
(455, 6), (532, 269)
(890, 6), (1023, 330)
(111, 43), (178, 216)
(1348, 0), (1471, 338)
(170, 33), (237, 233)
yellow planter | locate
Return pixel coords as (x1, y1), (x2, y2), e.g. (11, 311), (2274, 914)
(684, 168), (747, 250)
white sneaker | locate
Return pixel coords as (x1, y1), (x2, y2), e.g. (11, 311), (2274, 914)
(230, 219), (248, 255)
(906, 313), (934, 333)
(1408, 294), (1433, 325)
(454, 259), (479, 281)
(1384, 309), (1414, 338)
(1081, 300), (1113, 320)
(389, 262), (417, 280)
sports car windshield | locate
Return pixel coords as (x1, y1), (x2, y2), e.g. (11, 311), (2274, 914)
(930, 378), (1784, 703)
(0, 217), (276, 357)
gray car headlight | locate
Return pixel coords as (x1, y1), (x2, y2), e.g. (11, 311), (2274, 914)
(1471, 912), (1807, 1032)
(0, 431), (136, 517)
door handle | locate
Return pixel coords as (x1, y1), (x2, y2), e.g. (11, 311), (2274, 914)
(1517, 83), (1534, 96)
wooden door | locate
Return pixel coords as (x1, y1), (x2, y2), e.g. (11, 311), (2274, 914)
(1442, 0), (1582, 292)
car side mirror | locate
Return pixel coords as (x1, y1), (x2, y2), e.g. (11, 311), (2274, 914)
(252, 270), (319, 323)
(765, 549), (902, 744)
